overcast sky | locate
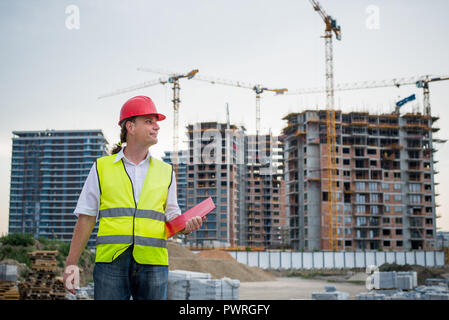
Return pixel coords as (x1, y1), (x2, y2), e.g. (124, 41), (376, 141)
(1, 0), (448, 235)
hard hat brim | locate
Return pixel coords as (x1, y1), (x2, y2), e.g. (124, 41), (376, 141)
(118, 112), (166, 126)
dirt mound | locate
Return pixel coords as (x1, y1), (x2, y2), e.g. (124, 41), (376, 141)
(196, 249), (235, 260)
(167, 241), (275, 282)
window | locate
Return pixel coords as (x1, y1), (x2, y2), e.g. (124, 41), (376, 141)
(371, 206), (379, 215)
(394, 206), (402, 213)
(395, 229), (403, 235)
(383, 218), (390, 224)
(409, 183), (420, 192)
(384, 194), (390, 201)
(356, 217), (367, 226)
(370, 194), (379, 202)
(369, 182), (378, 191)
(394, 194), (402, 202)
(395, 218), (403, 224)
(343, 159), (350, 165)
(344, 216), (352, 224)
(396, 240), (403, 247)
(356, 194), (366, 203)
(356, 205), (365, 213)
(394, 183), (401, 190)
(383, 241), (391, 247)
(356, 182), (365, 191)
(409, 195), (420, 203)
(343, 147), (350, 154)
(382, 183), (389, 190)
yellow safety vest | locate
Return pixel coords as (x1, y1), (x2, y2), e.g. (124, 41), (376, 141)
(95, 154), (172, 265)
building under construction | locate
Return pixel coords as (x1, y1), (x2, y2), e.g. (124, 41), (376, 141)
(282, 110), (441, 251)
(183, 122), (287, 248)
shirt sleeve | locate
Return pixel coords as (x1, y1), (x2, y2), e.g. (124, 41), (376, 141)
(165, 171), (182, 222)
(73, 163), (100, 218)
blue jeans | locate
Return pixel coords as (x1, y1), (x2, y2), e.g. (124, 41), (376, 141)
(93, 245), (168, 300)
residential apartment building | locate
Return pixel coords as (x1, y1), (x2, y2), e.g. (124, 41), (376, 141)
(245, 134), (287, 249)
(184, 122), (245, 247)
(182, 122), (288, 248)
(282, 110), (440, 251)
(9, 129), (108, 247)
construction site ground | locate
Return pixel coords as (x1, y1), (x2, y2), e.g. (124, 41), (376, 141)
(239, 277), (367, 300)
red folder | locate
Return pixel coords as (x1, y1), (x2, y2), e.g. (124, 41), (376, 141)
(165, 197), (215, 238)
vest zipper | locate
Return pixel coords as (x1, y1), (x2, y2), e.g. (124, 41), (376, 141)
(122, 160), (137, 246)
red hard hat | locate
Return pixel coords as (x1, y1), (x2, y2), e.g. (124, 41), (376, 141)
(118, 96), (166, 126)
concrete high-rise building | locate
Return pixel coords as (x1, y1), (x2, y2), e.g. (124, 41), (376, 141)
(182, 122), (288, 249)
(184, 122), (246, 247)
(282, 110), (441, 251)
(9, 129), (108, 247)
(244, 134), (287, 249)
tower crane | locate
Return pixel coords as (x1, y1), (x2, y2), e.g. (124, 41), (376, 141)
(137, 67), (287, 136)
(287, 74), (449, 116)
(98, 69), (198, 169)
(309, 0), (341, 251)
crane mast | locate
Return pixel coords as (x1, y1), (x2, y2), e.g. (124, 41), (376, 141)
(309, 0), (341, 251)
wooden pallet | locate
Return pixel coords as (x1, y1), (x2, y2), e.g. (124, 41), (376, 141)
(0, 281), (20, 300)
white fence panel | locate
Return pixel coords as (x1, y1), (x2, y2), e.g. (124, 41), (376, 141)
(355, 252), (365, 268)
(225, 250), (444, 269)
(270, 252), (281, 269)
(248, 252), (259, 267)
(334, 252), (345, 269)
(396, 252), (406, 265)
(436, 251), (445, 266)
(280, 252), (291, 269)
(366, 252), (376, 266)
(425, 251), (435, 267)
(324, 252), (334, 269)
(416, 251), (425, 266)
(406, 252), (416, 265)
(292, 252), (302, 269)
(375, 252), (385, 266)
(386, 252), (396, 264)
(313, 252), (324, 269)
(303, 252), (313, 269)
(345, 252), (355, 268)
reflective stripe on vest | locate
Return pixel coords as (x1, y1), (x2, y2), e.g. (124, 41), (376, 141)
(95, 154), (172, 265)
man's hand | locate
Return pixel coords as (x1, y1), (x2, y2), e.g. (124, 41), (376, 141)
(182, 216), (206, 234)
(63, 265), (80, 295)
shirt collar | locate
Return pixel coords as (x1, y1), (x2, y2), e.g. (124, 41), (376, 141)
(113, 147), (151, 165)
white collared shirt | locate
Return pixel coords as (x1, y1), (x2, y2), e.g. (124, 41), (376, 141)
(73, 148), (181, 221)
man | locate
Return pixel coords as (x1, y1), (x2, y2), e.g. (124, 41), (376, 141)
(63, 95), (204, 300)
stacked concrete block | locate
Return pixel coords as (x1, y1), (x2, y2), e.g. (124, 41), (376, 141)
(312, 286), (349, 300)
(424, 293), (449, 300)
(396, 275), (414, 291)
(356, 292), (387, 300)
(221, 277), (240, 300)
(372, 271), (397, 289)
(167, 270), (239, 300)
(397, 271), (418, 288)
(324, 285), (337, 292)
(425, 278), (449, 289)
(168, 270), (211, 300)
(387, 291), (423, 300)
(0, 264), (18, 282)
(189, 279), (222, 300)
